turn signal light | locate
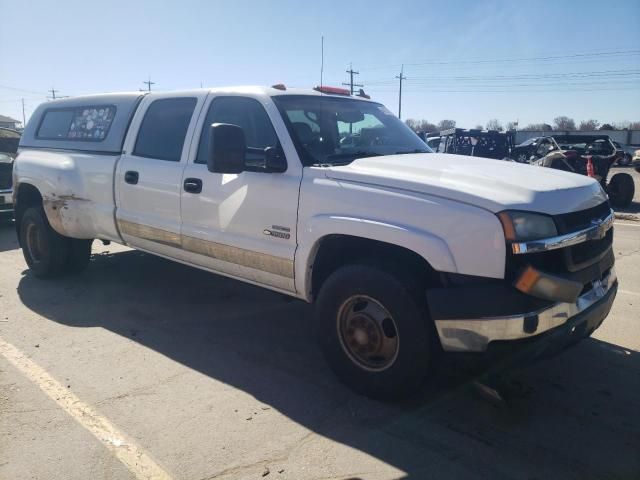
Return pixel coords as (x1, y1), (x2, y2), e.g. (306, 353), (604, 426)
(514, 266), (583, 303)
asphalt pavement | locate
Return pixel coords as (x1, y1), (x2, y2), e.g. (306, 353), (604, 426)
(1, 182), (639, 479)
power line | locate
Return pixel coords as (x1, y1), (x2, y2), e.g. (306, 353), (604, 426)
(365, 86), (640, 94)
(395, 65), (406, 120)
(363, 69), (640, 86)
(358, 49), (640, 71)
(0, 85), (47, 95)
(342, 63), (363, 95)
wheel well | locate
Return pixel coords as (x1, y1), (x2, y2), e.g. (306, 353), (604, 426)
(14, 183), (43, 239)
(311, 235), (441, 298)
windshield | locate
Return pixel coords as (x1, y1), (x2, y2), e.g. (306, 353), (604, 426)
(519, 137), (538, 146)
(272, 95), (431, 166)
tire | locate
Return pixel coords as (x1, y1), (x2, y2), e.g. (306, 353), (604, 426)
(315, 264), (434, 401)
(66, 238), (93, 273)
(516, 153), (528, 163)
(607, 173), (635, 208)
(19, 206), (70, 278)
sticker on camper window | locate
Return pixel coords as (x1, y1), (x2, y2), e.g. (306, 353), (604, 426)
(37, 105), (116, 141)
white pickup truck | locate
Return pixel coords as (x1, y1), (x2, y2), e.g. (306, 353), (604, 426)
(13, 86), (617, 399)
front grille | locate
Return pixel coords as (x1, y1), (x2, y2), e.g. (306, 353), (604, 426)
(0, 162), (13, 190)
(507, 202), (614, 286)
(554, 201), (610, 234)
(569, 228), (613, 268)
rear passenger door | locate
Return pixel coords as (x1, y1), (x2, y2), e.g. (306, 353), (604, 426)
(115, 92), (205, 255)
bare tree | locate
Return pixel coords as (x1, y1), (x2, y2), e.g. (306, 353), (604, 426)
(437, 119), (456, 130)
(628, 121), (640, 130)
(524, 123), (553, 131)
(474, 124), (484, 130)
(599, 123), (615, 130)
(578, 119), (599, 131)
(505, 121), (518, 131)
(553, 116), (576, 131)
(485, 119), (503, 131)
(405, 119), (419, 132)
(613, 121), (634, 130)
(405, 119), (438, 133)
(418, 120), (438, 132)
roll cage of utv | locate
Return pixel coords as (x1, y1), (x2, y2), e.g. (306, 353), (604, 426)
(533, 134), (635, 208)
(428, 128), (515, 160)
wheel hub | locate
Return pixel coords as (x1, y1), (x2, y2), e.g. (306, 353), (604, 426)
(337, 295), (399, 371)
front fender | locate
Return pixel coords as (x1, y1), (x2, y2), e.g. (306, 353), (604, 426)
(295, 214), (457, 299)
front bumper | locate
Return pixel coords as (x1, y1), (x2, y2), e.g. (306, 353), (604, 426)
(432, 268), (617, 352)
(0, 189), (13, 214)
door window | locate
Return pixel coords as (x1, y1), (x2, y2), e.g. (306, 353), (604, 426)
(196, 96), (279, 165)
(133, 97), (197, 161)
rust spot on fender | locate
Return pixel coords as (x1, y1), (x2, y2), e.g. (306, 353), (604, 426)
(42, 194), (90, 236)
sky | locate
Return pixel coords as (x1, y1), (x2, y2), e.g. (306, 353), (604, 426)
(1, 0), (639, 129)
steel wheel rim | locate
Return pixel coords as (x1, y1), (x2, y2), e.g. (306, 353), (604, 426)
(337, 295), (399, 372)
(26, 222), (45, 264)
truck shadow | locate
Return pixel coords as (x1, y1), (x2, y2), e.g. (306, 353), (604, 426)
(16, 249), (640, 479)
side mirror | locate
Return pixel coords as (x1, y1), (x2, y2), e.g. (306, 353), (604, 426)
(207, 123), (246, 174)
(264, 146), (287, 173)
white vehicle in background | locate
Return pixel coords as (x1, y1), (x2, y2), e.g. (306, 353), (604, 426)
(0, 127), (20, 220)
(12, 85), (617, 400)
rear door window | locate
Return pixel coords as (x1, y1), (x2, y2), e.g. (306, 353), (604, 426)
(134, 98), (197, 161)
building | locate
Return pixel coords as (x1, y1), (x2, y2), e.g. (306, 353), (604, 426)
(0, 115), (21, 130)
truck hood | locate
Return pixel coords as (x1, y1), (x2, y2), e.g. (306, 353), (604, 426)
(324, 153), (607, 215)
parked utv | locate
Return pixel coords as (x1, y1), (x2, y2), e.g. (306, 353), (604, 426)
(428, 128), (514, 160)
(510, 136), (543, 163)
(531, 134), (635, 208)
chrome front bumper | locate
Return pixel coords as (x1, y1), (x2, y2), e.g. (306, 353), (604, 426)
(435, 268), (617, 352)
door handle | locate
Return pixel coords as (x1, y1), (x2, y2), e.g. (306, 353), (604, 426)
(183, 178), (203, 194)
(124, 171), (139, 185)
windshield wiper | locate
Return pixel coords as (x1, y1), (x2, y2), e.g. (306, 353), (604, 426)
(394, 149), (430, 155)
(325, 151), (384, 160)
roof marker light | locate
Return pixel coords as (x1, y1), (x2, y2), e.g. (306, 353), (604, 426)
(313, 86), (351, 96)
(271, 84), (287, 91)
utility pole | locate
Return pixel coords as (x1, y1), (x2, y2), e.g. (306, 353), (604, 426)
(21, 98), (26, 128)
(142, 76), (155, 92)
(48, 88), (59, 100)
(342, 63), (363, 95)
(396, 65), (406, 119)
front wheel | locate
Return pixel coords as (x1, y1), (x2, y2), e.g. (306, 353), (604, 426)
(315, 264), (434, 401)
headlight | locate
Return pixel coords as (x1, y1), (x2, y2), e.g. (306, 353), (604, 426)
(498, 211), (557, 241)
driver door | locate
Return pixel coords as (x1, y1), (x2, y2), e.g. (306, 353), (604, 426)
(179, 95), (302, 293)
